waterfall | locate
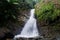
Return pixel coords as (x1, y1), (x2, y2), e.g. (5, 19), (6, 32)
(14, 9), (39, 39)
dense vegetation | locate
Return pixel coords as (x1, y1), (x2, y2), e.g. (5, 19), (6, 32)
(35, 0), (60, 31)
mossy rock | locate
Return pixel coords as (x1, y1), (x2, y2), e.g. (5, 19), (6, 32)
(35, 0), (60, 31)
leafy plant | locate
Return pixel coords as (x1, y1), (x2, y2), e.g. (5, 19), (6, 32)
(35, 0), (60, 31)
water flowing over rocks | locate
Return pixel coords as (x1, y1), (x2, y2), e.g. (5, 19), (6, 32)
(13, 9), (41, 40)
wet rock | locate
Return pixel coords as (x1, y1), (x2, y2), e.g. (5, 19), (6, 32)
(0, 9), (31, 40)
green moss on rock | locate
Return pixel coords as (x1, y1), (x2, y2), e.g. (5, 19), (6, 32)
(35, 0), (60, 31)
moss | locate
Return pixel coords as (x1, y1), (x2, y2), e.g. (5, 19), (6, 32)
(35, 0), (60, 31)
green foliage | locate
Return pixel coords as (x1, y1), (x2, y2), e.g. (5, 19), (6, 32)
(36, 2), (54, 21)
(35, 1), (60, 31)
(35, 1), (60, 22)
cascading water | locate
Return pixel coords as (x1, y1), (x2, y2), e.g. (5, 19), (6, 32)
(14, 9), (39, 39)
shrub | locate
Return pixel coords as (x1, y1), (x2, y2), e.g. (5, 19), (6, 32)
(35, 0), (60, 31)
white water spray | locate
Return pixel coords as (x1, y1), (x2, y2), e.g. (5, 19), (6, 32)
(14, 9), (39, 39)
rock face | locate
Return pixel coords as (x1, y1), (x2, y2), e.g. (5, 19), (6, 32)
(0, 9), (30, 40)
